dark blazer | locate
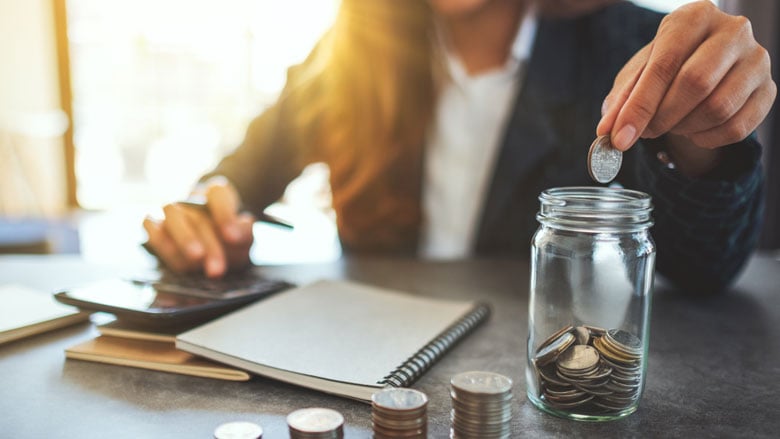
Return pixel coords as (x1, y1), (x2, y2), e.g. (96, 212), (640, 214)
(208, 2), (764, 294)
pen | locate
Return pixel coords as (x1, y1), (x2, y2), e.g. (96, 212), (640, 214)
(177, 198), (294, 230)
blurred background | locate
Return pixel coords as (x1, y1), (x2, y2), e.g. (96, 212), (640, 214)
(0, 0), (777, 266)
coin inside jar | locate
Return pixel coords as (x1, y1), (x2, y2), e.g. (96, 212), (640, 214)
(587, 134), (623, 183)
(556, 345), (599, 372)
(606, 329), (643, 354)
(534, 332), (575, 367)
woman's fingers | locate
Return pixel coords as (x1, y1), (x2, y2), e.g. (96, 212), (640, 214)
(643, 26), (744, 139)
(204, 176), (245, 243)
(597, 43), (650, 137)
(161, 203), (206, 262)
(684, 81), (777, 148)
(181, 208), (228, 278)
(223, 213), (255, 270)
(670, 45), (773, 138)
(598, 1), (775, 152)
(608, 4), (711, 150)
(143, 217), (198, 273)
(144, 177), (255, 277)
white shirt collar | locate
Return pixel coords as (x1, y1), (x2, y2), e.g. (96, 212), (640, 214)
(512, 8), (538, 65)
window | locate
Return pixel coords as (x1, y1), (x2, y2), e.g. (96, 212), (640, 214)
(66, 0), (339, 209)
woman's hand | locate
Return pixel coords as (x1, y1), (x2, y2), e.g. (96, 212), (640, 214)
(143, 176), (254, 278)
(597, 1), (775, 175)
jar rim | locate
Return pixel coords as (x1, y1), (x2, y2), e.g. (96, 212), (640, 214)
(537, 186), (653, 232)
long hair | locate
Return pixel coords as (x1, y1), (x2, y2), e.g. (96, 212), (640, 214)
(283, 0), (438, 251)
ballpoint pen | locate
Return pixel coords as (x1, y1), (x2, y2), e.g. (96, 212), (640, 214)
(178, 197), (294, 230)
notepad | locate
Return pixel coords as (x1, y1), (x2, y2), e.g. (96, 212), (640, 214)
(0, 284), (90, 345)
(176, 279), (491, 402)
(96, 319), (202, 343)
(66, 335), (251, 381)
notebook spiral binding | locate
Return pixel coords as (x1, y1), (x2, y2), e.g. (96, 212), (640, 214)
(378, 302), (492, 388)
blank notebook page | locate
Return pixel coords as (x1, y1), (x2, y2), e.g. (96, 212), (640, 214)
(177, 279), (475, 386)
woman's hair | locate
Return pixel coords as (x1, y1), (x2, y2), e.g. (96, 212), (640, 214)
(283, 0), (439, 251)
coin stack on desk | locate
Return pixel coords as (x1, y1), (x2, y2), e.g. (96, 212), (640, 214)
(213, 421), (263, 439)
(287, 408), (345, 439)
(534, 325), (643, 414)
(450, 371), (513, 439)
(371, 387), (428, 438)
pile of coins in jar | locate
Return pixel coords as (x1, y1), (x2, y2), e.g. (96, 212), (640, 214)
(532, 325), (643, 414)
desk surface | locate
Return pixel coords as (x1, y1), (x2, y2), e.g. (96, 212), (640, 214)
(1, 254), (779, 438)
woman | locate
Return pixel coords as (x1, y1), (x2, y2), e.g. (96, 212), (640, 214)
(143, 0), (775, 293)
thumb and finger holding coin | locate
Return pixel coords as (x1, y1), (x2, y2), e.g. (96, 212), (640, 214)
(592, 1), (775, 179)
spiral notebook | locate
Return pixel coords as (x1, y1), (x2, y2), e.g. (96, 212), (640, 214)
(176, 279), (490, 401)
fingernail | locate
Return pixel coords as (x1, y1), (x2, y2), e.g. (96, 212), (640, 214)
(613, 124), (637, 151)
(206, 257), (225, 277)
(601, 99), (609, 117)
(187, 242), (204, 258)
(224, 224), (243, 242)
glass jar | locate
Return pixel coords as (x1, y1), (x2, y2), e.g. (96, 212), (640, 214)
(526, 186), (655, 421)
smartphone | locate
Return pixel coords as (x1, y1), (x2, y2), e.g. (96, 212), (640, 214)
(54, 276), (290, 328)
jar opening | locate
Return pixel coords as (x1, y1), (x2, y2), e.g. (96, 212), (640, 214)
(537, 186), (653, 232)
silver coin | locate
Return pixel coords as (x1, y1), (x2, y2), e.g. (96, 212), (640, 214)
(373, 424), (426, 438)
(371, 414), (427, 429)
(593, 336), (639, 363)
(557, 345), (600, 372)
(606, 329), (643, 353)
(543, 387), (586, 399)
(584, 325), (607, 336)
(287, 408), (344, 433)
(572, 382), (614, 396)
(534, 332), (575, 367)
(451, 371), (513, 395)
(372, 387), (428, 411)
(538, 365), (571, 387)
(536, 325), (574, 353)
(213, 421), (263, 439)
(587, 135), (623, 183)
(574, 326), (590, 345)
(593, 399), (635, 411)
(544, 393), (595, 409)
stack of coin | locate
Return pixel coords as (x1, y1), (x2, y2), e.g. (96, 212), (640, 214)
(591, 329), (642, 411)
(371, 387), (428, 439)
(287, 408), (344, 439)
(450, 371), (513, 439)
(533, 325), (644, 415)
(213, 421), (263, 439)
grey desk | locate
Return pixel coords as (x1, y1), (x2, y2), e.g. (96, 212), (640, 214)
(1, 254), (779, 438)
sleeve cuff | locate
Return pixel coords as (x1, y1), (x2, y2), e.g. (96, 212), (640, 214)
(636, 135), (763, 205)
